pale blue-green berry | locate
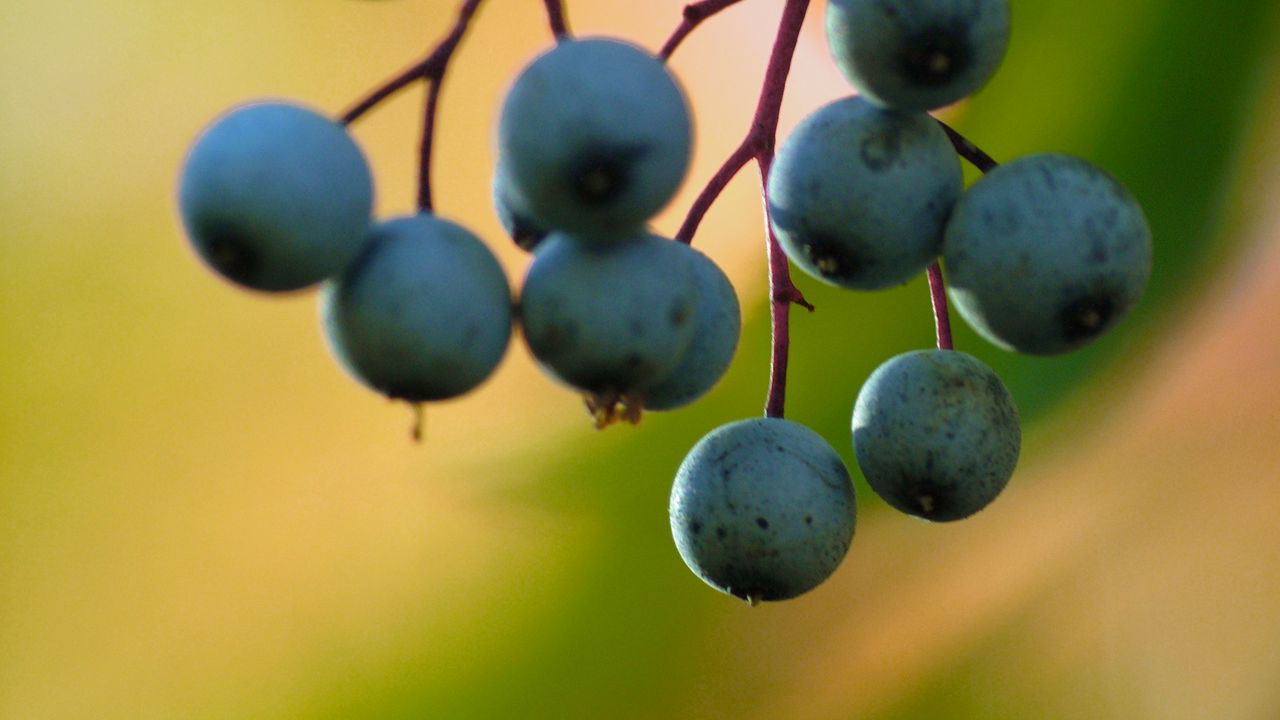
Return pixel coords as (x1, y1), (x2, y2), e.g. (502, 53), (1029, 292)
(826, 0), (1011, 112)
(768, 95), (962, 289)
(519, 231), (697, 395)
(492, 160), (549, 252)
(498, 37), (692, 237)
(670, 417), (857, 603)
(641, 245), (740, 410)
(321, 214), (512, 401)
(178, 100), (374, 292)
(852, 349), (1019, 522)
(942, 153), (1153, 355)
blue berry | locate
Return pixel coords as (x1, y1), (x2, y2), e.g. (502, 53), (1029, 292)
(519, 231), (697, 396)
(321, 214), (512, 401)
(641, 245), (740, 411)
(768, 96), (962, 289)
(498, 37), (692, 237)
(852, 349), (1019, 522)
(178, 100), (374, 292)
(670, 417), (857, 603)
(942, 153), (1153, 354)
(826, 0), (1011, 111)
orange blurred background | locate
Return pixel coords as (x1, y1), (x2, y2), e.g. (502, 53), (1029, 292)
(2, 1), (1279, 718)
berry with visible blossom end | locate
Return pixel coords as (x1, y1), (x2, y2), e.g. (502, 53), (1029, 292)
(498, 37), (693, 237)
(178, 100), (373, 292)
(943, 153), (1153, 355)
(853, 349), (1020, 521)
(768, 95), (962, 290)
(825, 0), (1011, 112)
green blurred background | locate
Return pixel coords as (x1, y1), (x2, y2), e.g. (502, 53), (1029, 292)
(3, 1), (1280, 718)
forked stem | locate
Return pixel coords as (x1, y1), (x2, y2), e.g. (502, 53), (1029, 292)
(660, 0), (745, 60)
(672, 0), (811, 418)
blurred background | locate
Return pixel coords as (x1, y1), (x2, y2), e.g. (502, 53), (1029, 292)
(3, 1), (1279, 717)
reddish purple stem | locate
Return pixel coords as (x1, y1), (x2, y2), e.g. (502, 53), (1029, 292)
(339, 0), (484, 126)
(931, 120), (999, 348)
(543, 0), (570, 38)
(668, 0), (811, 418)
(937, 118), (999, 173)
(927, 262), (954, 350)
(660, 0), (744, 60)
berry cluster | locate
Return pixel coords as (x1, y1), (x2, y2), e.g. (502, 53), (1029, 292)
(176, 0), (1151, 606)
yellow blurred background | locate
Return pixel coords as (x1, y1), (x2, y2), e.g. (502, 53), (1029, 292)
(2, 1), (1279, 718)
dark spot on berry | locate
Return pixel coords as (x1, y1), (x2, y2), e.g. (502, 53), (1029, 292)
(804, 514), (813, 525)
(198, 219), (258, 285)
(756, 517), (769, 530)
(1089, 237), (1110, 264)
(669, 303), (689, 327)
(716, 526), (728, 539)
(898, 23), (972, 87)
(1060, 292), (1117, 344)
(798, 233), (859, 281)
(567, 143), (648, 206)
(859, 126), (901, 171)
(538, 321), (577, 354)
(690, 520), (702, 535)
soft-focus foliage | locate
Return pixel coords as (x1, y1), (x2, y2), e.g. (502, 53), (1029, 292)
(2, 1), (1279, 718)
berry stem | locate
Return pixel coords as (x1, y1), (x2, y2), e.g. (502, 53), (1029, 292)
(670, 0), (811, 417)
(927, 261), (954, 350)
(927, 120), (998, 350)
(659, 0), (745, 60)
(936, 119), (999, 173)
(418, 76), (445, 211)
(756, 0), (811, 418)
(674, 138), (754, 244)
(542, 0), (570, 38)
(339, 0), (484, 125)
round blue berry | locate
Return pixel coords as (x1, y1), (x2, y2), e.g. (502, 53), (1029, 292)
(670, 417), (857, 603)
(852, 349), (1019, 522)
(768, 96), (962, 289)
(641, 245), (740, 411)
(826, 0), (1011, 111)
(498, 37), (692, 237)
(178, 100), (374, 292)
(321, 214), (512, 401)
(942, 153), (1153, 354)
(519, 231), (697, 395)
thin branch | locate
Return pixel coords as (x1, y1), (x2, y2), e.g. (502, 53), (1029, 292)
(928, 120), (998, 350)
(418, 78), (445, 211)
(674, 138), (755, 243)
(936, 118), (999, 173)
(670, 0), (811, 417)
(543, 0), (570, 38)
(926, 261), (954, 350)
(660, 0), (744, 60)
(756, 0), (811, 418)
(339, 0), (485, 126)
